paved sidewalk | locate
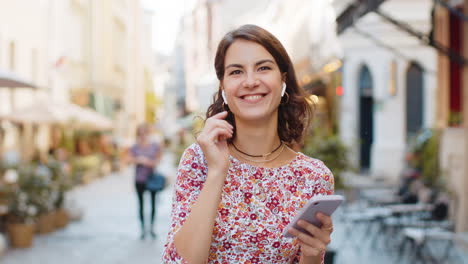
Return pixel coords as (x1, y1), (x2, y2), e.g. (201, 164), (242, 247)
(1, 152), (177, 264)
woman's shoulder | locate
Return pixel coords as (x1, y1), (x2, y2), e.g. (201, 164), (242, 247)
(294, 153), (334, 193)
(294, 153), (332, 176)
(181, 143), (206, 161)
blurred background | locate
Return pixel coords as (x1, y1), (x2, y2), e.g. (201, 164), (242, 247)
(0, 0), (467, 263)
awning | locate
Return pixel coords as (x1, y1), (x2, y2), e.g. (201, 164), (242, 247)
(0, 69), (37, 88)
(0, 99), (113, 131)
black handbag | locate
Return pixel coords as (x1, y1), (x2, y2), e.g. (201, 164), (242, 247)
(146, 171), (167, 192)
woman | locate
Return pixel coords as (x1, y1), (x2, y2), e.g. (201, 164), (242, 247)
(163, 25), (334, 263)
(128, 124), (161, 239)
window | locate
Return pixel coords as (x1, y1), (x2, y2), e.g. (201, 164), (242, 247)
(406, 62), (424, 138)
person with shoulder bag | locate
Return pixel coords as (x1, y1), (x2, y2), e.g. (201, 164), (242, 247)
(128, 124), (162, 239)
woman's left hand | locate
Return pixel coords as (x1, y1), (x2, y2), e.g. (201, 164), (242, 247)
(287, 212), (333, 258)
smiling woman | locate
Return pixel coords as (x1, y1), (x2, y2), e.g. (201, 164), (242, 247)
(208, 25), (313, 146)
(163, 24), (335, 264)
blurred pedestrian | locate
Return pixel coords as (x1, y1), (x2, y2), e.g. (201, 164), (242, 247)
(163, 24), (335, 263)
(128, 124), (162, 239)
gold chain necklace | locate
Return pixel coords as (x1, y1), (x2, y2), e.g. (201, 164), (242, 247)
(231, 142), (286, 163)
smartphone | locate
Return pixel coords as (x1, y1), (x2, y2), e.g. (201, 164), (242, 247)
(282, 194), (344, 238)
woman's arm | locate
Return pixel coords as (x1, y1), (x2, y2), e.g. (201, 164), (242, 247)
(299, 252), (323, 264)
(173, 169), (225, 263)
(171, 111), (233, 263)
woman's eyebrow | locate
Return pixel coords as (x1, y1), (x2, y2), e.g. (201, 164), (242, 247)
(225, 59), (275, 70)
(255, 59), (275, 66)
(225, 63), (243, 70)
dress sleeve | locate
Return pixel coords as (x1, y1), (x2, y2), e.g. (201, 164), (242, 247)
(314, 161), (334, 264)
(162, 144), (207, 263)
(315, 160), (335, 196)
(294, 160), (334, 264)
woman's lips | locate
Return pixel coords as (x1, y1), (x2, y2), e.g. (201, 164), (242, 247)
(240, 93), (267, 103)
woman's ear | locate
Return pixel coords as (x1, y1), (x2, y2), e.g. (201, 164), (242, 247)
(282, 72), (287, 83)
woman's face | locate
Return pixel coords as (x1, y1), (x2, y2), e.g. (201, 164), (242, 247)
(222, 39), (284, 122)
(137, 128), (149, 142)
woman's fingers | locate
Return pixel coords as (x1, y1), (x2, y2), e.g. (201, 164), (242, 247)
(289, 227), (327, 257)
(202, 120), (233, 142)
(211, 111), (229, 119)
(206, 118), (233, 132)
(208, 127), (233, 143)
(317, 213), (333, 231)
(296, 219), (332, 244)
(198, 127), (232, 145)
(299, 241), (325, 257)
(289, 227), (323, 248)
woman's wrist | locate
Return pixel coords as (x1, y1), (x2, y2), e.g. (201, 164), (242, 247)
(206, 167), (228, 185)
(300, 253), (322, 264)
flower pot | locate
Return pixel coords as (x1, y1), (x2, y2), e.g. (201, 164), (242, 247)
(36, 212), (56, 234)
(7, 223), (35, 248)
(54, 208), (69, 229)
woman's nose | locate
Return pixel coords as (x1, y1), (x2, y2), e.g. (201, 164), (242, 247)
(243, 73), (259, 88)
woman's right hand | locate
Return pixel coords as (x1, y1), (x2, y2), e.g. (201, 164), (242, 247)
(196, 111), (233, 178)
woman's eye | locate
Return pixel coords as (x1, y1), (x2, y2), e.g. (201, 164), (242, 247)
(258, 66), (271, 71)
(229, 70), (242, 75)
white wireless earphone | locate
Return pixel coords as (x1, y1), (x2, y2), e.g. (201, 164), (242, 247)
(281, 82), (287, 97)
(221, 90), (228, 105)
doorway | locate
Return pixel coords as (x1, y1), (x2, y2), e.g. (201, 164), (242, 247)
(358, 65), (374, 172)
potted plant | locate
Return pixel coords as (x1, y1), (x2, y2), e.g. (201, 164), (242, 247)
(5, 166), (39, 248)
(407, 129), (444, 190)
(30, 162), (58, 234)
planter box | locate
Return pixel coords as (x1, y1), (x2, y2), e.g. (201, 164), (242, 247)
(54, 209), (69, 229)
(36, 212), (56, 234)
(7, 223), (35, 248)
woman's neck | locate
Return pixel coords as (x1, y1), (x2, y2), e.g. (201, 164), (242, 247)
(232, 116), (280, 156)
(137, 139), (149, 147)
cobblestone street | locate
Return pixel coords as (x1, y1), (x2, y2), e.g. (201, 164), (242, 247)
(2, 152), (176, 264)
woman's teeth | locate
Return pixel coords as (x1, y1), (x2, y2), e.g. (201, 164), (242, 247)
(244, 95), (263, 100)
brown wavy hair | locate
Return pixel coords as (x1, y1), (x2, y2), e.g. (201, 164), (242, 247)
(206, 24), (314, 145)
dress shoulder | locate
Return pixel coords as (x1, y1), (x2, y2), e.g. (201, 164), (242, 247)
(181, 143), (206, 162)
(294, 153), (335, 194)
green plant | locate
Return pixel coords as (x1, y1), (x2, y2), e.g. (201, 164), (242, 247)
(448, 111), (462, 127)
(408, 129), (442, 188)
(6, 166), (40, 224)
(46, 160), (73, 209)
(302, 129), (352, 190)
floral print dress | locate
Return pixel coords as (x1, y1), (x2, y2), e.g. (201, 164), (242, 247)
(163, 144), (334, 264)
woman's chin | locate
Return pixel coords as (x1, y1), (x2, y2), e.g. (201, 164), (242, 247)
(233, 110), (276, 123)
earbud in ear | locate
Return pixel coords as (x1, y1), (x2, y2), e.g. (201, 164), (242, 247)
(281, 83), (287, 97)
(221, 90), (228, 105)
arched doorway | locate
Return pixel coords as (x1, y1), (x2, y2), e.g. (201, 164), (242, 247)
(358, 65), (374, 172)
(406, 63), (424, 140)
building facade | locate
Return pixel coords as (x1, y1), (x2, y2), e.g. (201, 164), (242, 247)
(335, 0), (437, 181)
(0, 0), (154, 152)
